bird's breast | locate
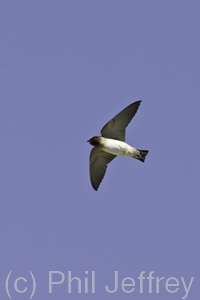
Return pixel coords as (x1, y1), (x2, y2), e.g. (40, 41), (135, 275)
(101, 138), (133, 156)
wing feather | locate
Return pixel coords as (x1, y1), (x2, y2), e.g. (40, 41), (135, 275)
(89, 148), (116, 191)
(101, 101), (141, 141)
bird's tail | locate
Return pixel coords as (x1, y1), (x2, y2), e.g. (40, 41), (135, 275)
(136, 149), (149, 162)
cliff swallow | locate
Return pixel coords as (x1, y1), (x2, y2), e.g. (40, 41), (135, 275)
(87, 101), (149, 191)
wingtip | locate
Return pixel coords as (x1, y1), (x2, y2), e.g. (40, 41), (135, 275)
(92, 185), (98, 191)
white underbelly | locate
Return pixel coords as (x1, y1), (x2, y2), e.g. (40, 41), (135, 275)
(102, 139), (134, 156)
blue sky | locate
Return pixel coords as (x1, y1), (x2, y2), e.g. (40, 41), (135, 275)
(0, 1), (200, 299)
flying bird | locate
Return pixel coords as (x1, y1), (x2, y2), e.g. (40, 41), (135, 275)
(87, 101), (148, 191)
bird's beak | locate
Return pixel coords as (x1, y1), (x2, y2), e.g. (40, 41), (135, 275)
(87, 140), (90, 142)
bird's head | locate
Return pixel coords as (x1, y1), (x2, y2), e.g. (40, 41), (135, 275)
(87, 136), (101, 146)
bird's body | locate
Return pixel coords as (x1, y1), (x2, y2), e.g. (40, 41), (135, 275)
(93, 137), (141, 158)
(87, 101), (149, 191)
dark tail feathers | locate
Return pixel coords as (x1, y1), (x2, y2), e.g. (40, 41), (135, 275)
(136, 149), (149, 162)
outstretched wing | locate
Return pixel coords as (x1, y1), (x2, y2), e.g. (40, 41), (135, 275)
(89, 148), (116, 191)
(101, 101), (141, 141)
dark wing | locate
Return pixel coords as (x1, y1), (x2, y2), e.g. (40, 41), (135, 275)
(101, 101), (141, 141)
(89, 148), (116, 191)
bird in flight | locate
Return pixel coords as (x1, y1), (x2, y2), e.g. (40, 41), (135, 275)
(87, 101), (148, 191)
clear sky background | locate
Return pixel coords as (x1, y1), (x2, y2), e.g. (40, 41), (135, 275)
(0, 1), (200, 299)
